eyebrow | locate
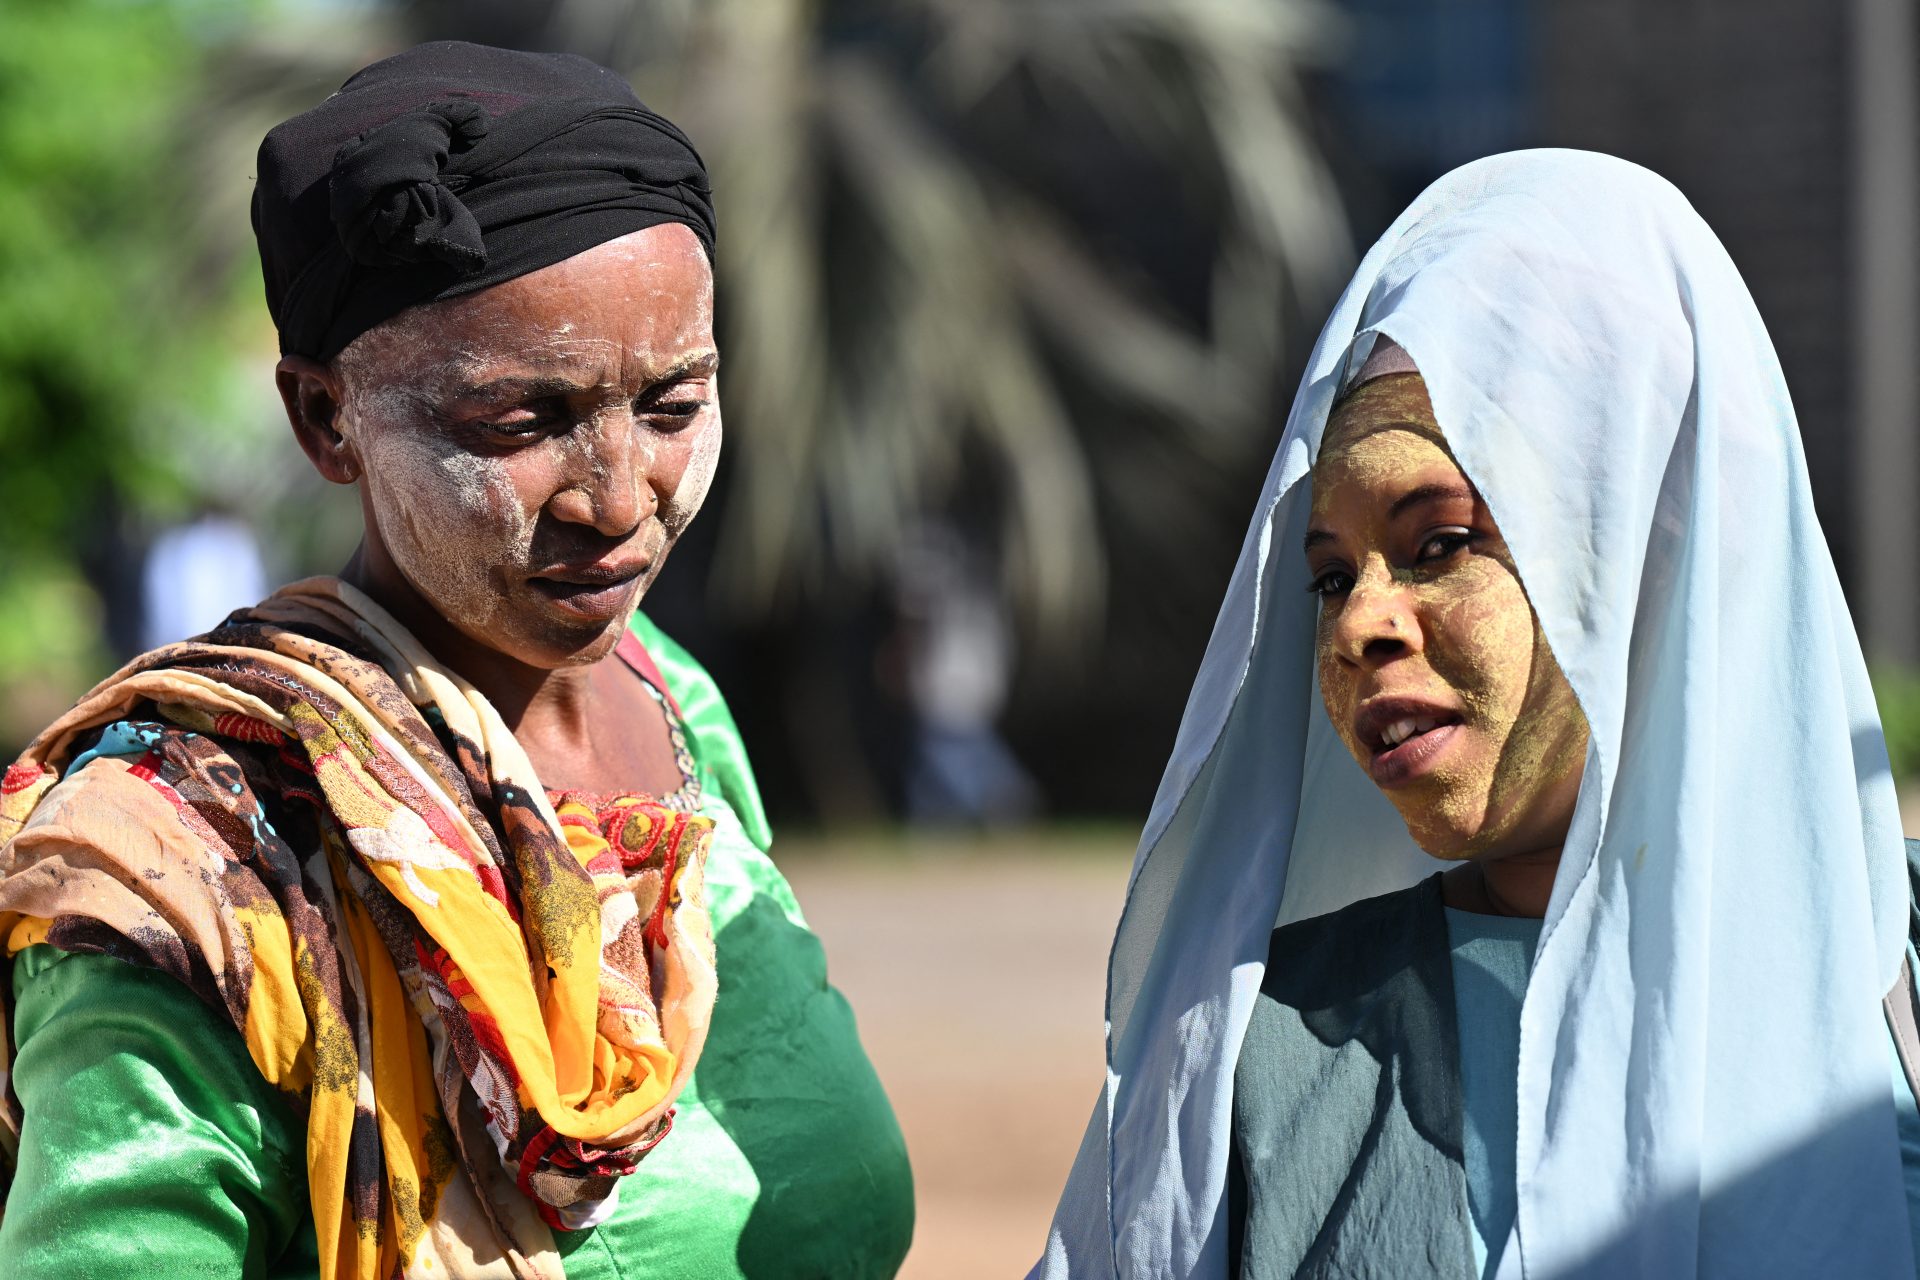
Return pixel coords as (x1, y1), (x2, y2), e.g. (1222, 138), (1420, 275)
(452, 350), (720, 402)
(657, 348), (720, 381)
(1388, 482), (1477, 520)
(451, 374), (599, 403)
(1302, 482), (1477, 554)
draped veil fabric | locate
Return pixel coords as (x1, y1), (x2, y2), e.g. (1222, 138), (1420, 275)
(1036, 150), (1914, 1278)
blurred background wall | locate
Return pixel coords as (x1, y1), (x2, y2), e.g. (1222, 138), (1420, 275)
(1, 1), (1915, 1274)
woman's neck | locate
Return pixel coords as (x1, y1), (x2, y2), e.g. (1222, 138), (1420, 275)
(1441, 846), (1561, 918)
(337, 547), (681, 794)
(337, 546), (598, 736)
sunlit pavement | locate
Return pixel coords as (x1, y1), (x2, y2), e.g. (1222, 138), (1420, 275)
(781, 831), (1133, 1280)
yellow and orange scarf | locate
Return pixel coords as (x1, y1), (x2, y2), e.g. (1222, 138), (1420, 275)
(0, 578), (716, 1279)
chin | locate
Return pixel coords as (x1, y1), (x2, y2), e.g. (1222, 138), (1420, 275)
(473, 610), (630, 671)
(1409, 835), (1483, 863)
(560, 624), (629, 667)
(1393, 796), (1498, 862)
(547, 618), (632, 668)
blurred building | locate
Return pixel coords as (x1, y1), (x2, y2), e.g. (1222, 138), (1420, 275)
(1324, 0), (1920, 662)
(1544, 0), (1918, 663)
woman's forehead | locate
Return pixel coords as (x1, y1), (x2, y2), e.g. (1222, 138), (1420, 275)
(442, 225), (711, 331)
(1317, 374), (1451, 461)
(1309, 428), (1464, 519)
(1310, 375), (1474, 522)
(340, 226), (714, 381)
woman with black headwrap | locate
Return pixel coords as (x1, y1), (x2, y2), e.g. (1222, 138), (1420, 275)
(0, 42), (913, 1279)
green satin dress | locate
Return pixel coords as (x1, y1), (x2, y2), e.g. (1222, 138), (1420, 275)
(0, 613), (915, 1279)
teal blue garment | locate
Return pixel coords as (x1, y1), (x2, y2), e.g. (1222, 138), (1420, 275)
(1444, 908), (1543, 1280)
(1230, 879), (1920, 1280)
(1229, 876), (1475, 1278)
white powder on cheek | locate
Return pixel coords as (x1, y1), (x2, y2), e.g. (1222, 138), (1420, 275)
(630, 433), (658, 499)
(346, 407), (532, 635)
(670, 417), (723, 533)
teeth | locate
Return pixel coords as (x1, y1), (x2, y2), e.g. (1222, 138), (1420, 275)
(1379, 716), (1441, 749)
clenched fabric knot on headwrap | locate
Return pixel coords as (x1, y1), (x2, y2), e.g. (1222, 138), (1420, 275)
(330, 99), (492, 270)
(255, 41), (716, 361)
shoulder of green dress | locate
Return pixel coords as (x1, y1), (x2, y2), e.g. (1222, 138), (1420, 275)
(8, 944), (305, 1168)
(3, 943), (309, 1272)
(627, 611), (773, 852)
(11, 939), (71, 987)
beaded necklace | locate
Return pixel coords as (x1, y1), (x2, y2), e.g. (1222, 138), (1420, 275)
(639, 675), (703, 812)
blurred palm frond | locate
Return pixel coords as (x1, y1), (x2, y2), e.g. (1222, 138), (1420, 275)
(175, 0), (1354, 655)
(172, 17), (407, 312)
(648, 0), (1353, 652)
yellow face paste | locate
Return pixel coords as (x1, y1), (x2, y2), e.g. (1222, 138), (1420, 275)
(1308, 373), (1590, 860)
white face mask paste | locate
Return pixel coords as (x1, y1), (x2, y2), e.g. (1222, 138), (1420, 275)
(345, 402), (529, 641)
(329, 226), (720, 665)
(668, 407), (722, 535)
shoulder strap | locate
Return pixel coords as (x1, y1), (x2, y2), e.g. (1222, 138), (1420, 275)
(612, 626), (684, 716)
(1885, 954), (1920, 1101)
(1881, 838), (1920, 1100)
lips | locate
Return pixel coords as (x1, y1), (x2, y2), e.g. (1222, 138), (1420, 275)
(527, 558), (649, 621)
(1354, 696), (1465, 786)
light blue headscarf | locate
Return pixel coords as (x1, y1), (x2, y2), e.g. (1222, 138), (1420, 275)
(1036, 150), (1914, 1278)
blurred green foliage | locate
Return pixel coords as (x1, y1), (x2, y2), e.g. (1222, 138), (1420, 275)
(1873, 666), (1920, 783)
(0, 0), (259, 746)
(3, 0), (196, 553)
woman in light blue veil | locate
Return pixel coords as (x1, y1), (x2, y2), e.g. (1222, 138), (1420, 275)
(1034, 150), (1920, 1278)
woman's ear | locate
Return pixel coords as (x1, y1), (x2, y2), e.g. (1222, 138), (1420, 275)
(276, 356), (361, 484)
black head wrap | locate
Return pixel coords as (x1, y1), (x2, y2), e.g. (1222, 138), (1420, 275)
(253, 41), (715, 361)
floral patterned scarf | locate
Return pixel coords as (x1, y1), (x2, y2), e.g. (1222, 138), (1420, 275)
(0, 578), (716, 1279)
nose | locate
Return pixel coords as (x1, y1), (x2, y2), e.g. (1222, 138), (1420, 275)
(548, 410), (658, 536)
(1328, 559), (1420, 670)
